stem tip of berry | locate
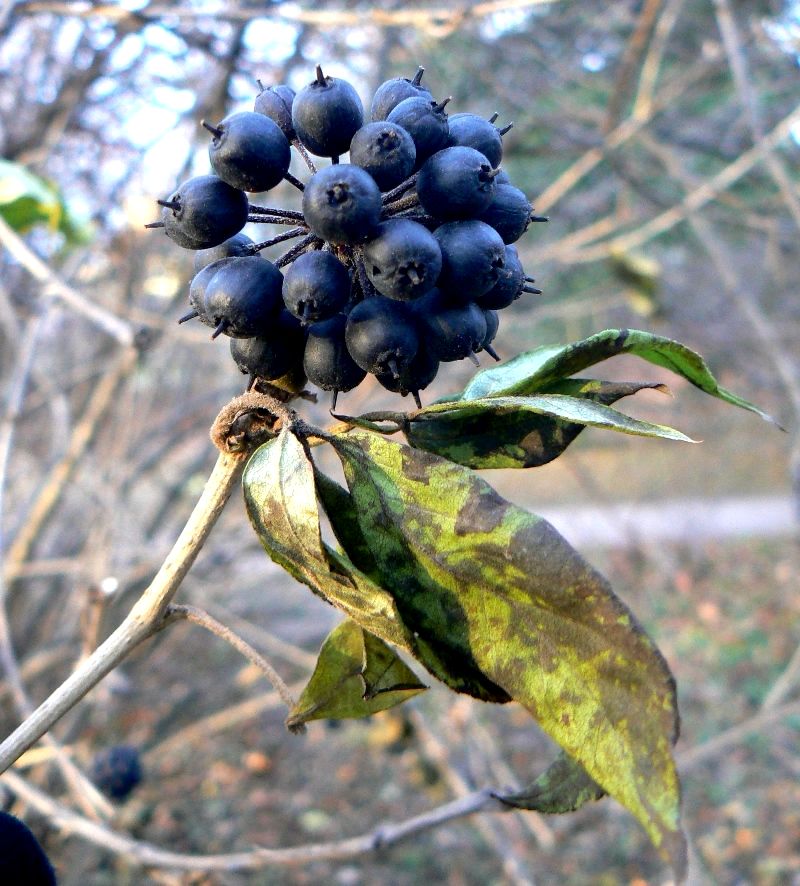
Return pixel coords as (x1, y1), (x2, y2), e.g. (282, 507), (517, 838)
(201, 119), (223, 139)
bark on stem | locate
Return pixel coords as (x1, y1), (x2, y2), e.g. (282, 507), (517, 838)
(0, 451), (246, 773)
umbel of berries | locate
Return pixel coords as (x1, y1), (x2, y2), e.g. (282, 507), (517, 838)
(147, 63), (546, 409)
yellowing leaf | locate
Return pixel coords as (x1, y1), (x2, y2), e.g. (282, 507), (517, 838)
(243, 428), (415, 652)
(329, 430), (686, 874)
(286, 620), (426, 730)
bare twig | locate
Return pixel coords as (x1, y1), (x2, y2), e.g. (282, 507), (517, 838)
(408, 708), (540, 886)
(631, 0), (686, 120)
(534, 51), (714, 214)
(0, 450), (246, 773)
(569, 102), (800, 262)
(678, 699), (800, 770)
(0, 767), (509, 871)
(203, 603), (318, 670)
(637, 130), (800, 420)
(0, 215), (135, 346)
(762, 643), (800, 710)
(19, 1), (565, 33)
(0, 304), (115, 820)
(3, 346), (140, 580)
(163, 604), (298, 713)
(602, 0), (664, 134)
(713, 0), (800, 231)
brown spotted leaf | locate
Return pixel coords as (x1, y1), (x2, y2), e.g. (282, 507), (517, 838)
(286, 620), (427, 730)
(329, 430), (686, 874)
(406, 380), (682, 468)
(315, 468), (510, 703)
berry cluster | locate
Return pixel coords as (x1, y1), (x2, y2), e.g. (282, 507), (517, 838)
(148, 65), (545, 409)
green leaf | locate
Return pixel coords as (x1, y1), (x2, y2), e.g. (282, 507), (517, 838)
(496, 751), (606, 814)
(407, 382), (689, 469)
(450, 327), (774, 423)
(329, 430), (686, 873)
(0, 159), (91, 244)
(286, 620), (427, 730)
(243, 427), (416, 653)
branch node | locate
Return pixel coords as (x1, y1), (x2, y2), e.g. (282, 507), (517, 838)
(210, 392), (294, 454)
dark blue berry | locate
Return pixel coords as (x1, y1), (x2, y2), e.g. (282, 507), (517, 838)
(0, 812), (56, 885)
(433, 220), (506, 301)
(292, 65), (364, 158)
(387, 96), (451, 166)
(475, 244), (524, 310)
(254, 83), (296, 139)
(447, 113), (511, 168)
(304, 313), (367, 408)
(193, 233), (254, 273)
(362, 218), (442, 301)
(345, 296), (419, 377)
(282, 250), (352, 323)
(416, 145), (498, 220)
(349, 121), (416, 191)
(375, 346), (439, 408)
(478, 309), (501, 361)
(153, 175), (249, 250)
(180, 256), (239, 326)
(370, 67), (432, 121)
(205, 111), (291, 193)
(90, 745), (143, 801)
(203, 255), (284, 338)
(230, 310), (307, 384)
(412, 289), (487, 363)
(477, 183), (532, 244)
(302, 164), (382, 244)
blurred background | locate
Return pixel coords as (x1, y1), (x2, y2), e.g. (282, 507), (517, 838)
(1, 1), (799, 883)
